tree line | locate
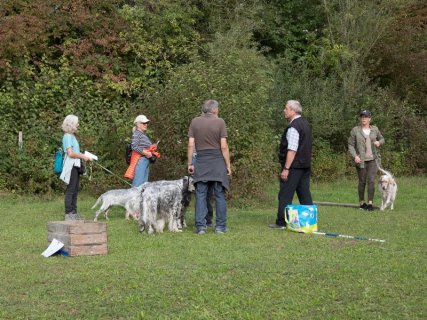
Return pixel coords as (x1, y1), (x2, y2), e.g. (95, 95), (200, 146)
(0, 0), (425, 196)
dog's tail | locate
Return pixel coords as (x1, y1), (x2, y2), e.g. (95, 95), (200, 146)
(91, 196), (102, 209)
(378, 166), (394, 178)
(375, 158), (395, 178)
(377, 164), (397, 187)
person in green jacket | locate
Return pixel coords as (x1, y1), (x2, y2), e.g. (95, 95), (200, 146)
(348, 110), (385, 211)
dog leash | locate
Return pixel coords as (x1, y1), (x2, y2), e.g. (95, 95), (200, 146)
(91, 162), (132, 186)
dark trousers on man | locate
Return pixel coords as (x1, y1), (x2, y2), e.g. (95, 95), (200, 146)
(65, 166), (80, 214)
(276, 168), (313, 227)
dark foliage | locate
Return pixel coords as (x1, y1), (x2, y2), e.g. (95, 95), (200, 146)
(0, 0), (425, 195)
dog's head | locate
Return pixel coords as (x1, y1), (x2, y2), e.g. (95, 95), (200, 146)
(379, 175), (395, 190)
(183, 176), (195, 193)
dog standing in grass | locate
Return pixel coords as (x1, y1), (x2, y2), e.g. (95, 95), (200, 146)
(92, 186), (143, 221)
(138, 176), (194, 234)
(378, 167), (397, 210)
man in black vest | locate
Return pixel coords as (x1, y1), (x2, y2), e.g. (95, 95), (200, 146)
(269, 100), (313, 229)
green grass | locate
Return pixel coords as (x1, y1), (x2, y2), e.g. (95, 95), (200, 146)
(0, 176), (426, 319)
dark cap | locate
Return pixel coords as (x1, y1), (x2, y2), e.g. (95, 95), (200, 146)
(359, 110), (372, 117)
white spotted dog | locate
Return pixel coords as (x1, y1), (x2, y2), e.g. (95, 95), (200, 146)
(378, 167), (398, 211)
(92, 186), (143, 221)
(138, 176), (194, 234)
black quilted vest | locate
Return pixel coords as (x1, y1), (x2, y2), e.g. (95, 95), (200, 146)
(278, 117), (312, 169)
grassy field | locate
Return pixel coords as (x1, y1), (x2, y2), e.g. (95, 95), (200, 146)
(0, 176), (426, 319)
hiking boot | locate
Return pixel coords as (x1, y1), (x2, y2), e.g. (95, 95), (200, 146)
(64, 213), (73, 221)
(215, 228), (228, 234)
(196, 229), (206, 235)
(75, 211), (85, 220)
(68, 211), (83, 220)
(269, 224), (286, 230)
(366, 204), (374, 212)
(359, 203), (368, 210)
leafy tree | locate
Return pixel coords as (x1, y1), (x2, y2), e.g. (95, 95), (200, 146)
(366, 0), (427, 113)
(144, 22), (276, 197)
(0, 0), (425, 195)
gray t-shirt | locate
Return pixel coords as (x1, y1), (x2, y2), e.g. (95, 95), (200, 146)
(188, 113), (227, 150)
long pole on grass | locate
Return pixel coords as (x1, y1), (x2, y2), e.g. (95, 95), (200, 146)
(314, 201), (380, 209)
(313, 231), (386, 243)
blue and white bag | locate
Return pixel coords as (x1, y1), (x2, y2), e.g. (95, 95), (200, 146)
(285, 205), (318, 233)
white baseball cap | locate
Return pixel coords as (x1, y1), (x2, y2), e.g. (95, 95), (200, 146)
(134, 115), (150, 124)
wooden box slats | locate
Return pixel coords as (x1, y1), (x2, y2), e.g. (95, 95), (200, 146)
(47, 221), (107, 256)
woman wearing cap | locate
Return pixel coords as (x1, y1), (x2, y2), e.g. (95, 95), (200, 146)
(348, 110), (385, 211)
(130, 115), (153, 187)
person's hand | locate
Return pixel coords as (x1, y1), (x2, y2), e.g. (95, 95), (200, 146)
(354, 155), (361, 164)
(188, 164), (194, 174)
(374, 141), (381, 147)
(226, 166), (231, 176)
(83, 154), (93, 162)
(280, 169), (289, 181)
(145, 151), (153, 158)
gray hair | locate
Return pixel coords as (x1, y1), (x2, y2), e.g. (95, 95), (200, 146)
(62, 115), (79, 133)
(286, 100), (302, 114)
(201, 100), (219, 113)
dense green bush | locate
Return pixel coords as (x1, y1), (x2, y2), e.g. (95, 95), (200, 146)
(0, 59), (133, 193)
(0, 0), (425, 196)
(144, 26), (277, 197)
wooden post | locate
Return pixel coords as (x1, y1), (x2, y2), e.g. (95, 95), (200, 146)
(18, 131), (23, 149)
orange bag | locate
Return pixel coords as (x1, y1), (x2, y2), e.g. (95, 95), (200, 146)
(124, 151), (141, 180)
(124, 145), (161, 180)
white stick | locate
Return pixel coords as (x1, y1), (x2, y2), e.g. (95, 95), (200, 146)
(313, 231), (386, 243)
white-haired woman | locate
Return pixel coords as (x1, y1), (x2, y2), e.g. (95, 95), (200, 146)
(60, 115), (92, 221)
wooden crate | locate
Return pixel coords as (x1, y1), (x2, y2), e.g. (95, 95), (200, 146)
(47, 220), (107, 256)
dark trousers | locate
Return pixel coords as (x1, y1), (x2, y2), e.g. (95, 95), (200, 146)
(276, 168), (313, 226)
(65, 166), (80, 214)
(356, 160), (378, 202)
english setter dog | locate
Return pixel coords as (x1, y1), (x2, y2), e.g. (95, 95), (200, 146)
(92, 186), (143, 221)
(378, 167), (397, 211)
(138, 176), (194, 234)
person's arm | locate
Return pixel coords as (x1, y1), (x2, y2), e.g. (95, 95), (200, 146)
(281, 127), (299, 181)
(141, 149), (153, 158)
(348, 128), (361, 163)
(374, 127), (385, 147)
(280, 150), (296, 181)
(187, 137), (195, 174)
(63, 134), (92, 161)
(132, 132), (153, 158)
(220, 138), (231, 176)
(66, 147), (92, 161)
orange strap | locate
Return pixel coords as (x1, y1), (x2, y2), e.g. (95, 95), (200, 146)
(124, 150), (141, 180)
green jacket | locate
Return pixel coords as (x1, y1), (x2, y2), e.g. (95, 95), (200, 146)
(348, 125), (385, 168)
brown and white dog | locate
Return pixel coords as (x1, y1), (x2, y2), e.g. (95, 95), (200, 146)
(378, 168), (397, 211)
